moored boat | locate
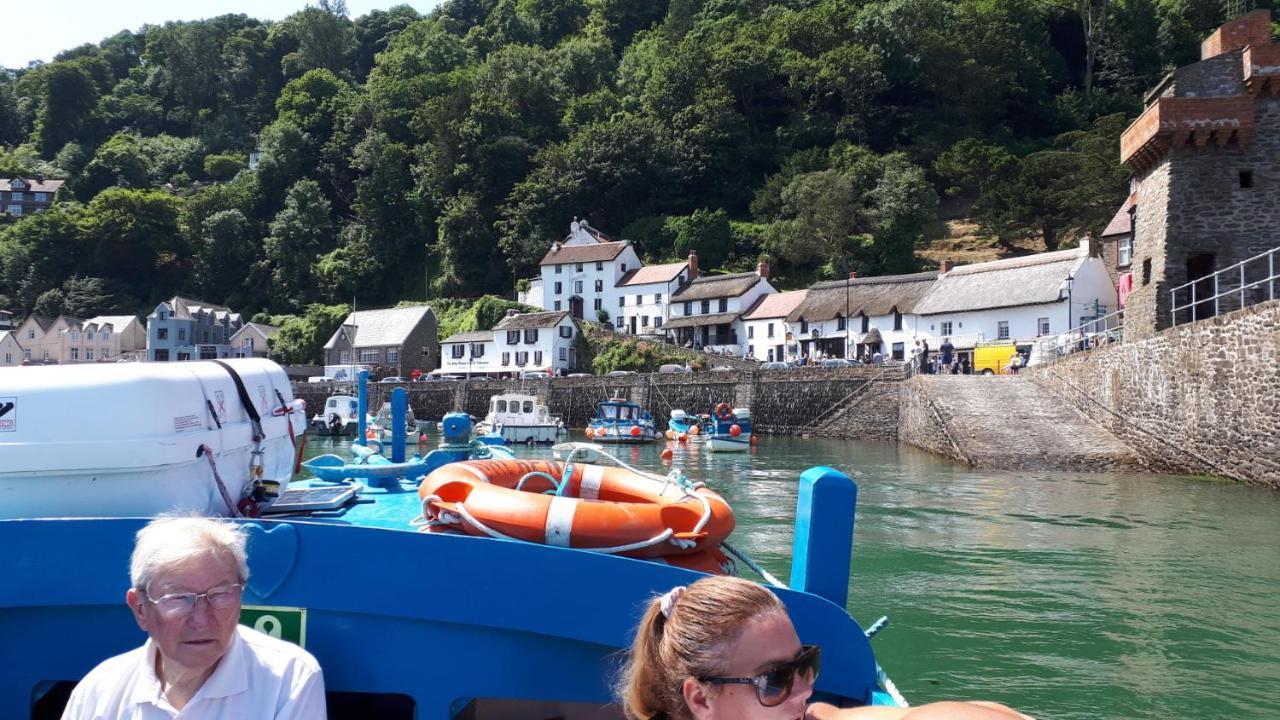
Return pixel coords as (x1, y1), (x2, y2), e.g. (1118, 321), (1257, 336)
(476, 393), (565, 444)
(309, 394), (370, 437)
(706, 403), (753, 452)
(586, 399), (662, 443)
(666, 409), (704, 440)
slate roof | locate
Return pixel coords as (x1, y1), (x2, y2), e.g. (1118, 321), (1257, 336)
(539, 241), (629, 266)
(787, 272), (938, 322)
(1101, 193), (1136, 237)
(81, 315), (140, 330)
(670, 272), (764, 302)
(324, 306), (435, 349)
(2, 177), (64, 193)
(913, 248), (1085, 315)
(441, 330), (495, 344)
(493, 311), (573, 330)
(741, 290), (809, 320)
(617, 262), (688, 286)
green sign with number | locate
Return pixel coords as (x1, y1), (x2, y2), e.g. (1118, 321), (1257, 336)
(240, 605), (307, 648)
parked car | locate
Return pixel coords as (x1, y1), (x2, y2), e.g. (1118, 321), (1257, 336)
(607, 370), (638, 376)
(379, 376), (408, 383)
(819, 359), (853, 368)
(709, 366), (735, 372)
(306, 376), (334, 384)
(759, 362), (793, 370)
(519, 371), (549, 379)
(657, 364), (691, 374)
(566, 373), (592, 378)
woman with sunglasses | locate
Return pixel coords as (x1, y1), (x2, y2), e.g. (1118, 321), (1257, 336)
(619, 576), (1033, 720)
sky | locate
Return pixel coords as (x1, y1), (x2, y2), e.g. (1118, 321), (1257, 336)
(1, 0), (445, 69)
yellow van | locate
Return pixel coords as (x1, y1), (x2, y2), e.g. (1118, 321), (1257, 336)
(973, 341), (1029, 375)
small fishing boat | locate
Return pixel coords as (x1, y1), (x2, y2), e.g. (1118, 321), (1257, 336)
(309, 394), (370, 437)
(369, 401), (421, 443)
(476, 393), (565, 444)
(666, 409), (703, 440)
(586, 399), (661, 443)
(706, 403), (753, 452)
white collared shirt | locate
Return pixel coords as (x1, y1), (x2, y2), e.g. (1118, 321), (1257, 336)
(62, 625), (326, 719)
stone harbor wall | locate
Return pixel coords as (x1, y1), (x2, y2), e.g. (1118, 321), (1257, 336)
(293, 366), (907, 440)
(897, 378), (970, 465)
(1027, 300), (1280, 487)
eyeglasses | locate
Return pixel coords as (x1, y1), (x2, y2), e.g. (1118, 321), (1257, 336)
(699, 644), (821, 707)
(144, 584), (243, 618)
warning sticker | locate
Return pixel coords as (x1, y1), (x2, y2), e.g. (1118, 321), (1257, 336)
(173, 414), (202, 432)
(0, 397), (14, 432)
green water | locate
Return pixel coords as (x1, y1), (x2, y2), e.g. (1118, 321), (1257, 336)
(303, 434), (1280, 720)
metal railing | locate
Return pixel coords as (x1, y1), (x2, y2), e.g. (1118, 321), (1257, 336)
(1170, 245), (1279, 326)
(1034, 308), (1125, 363)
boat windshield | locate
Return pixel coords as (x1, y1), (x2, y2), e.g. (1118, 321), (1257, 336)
(496, 400), (507, 412)
(523, 401), (534, 414)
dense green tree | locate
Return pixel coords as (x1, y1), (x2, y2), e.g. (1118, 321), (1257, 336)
(279, 1), (357, 78)
(265, 179), (334, 310)
(669, 208), (733, 271)
(267, 302), (350, 364)
(0, 204), (86, 310)
(353, 6), (423, 80)
(203, 153), (246, 181)
(32, 276), (123, 317)
(79, 188), (185, 305)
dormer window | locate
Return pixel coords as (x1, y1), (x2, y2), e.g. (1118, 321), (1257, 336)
(9, 179), (26, 189)
(836, 314), (846, 331)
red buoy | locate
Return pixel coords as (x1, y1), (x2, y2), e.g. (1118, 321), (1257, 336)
(630, 425), (643, 437)
(729, 424), (742, 437)
(661, 448), (674, 461)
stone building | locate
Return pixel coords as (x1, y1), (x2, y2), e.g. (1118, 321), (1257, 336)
(324, 306), (439, 377)
(1119, 9), (1280, 339)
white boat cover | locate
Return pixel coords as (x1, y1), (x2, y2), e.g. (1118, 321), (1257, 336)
(0, 358), (303, 519)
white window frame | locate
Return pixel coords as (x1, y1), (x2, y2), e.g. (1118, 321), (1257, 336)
(940, 321), (952, 336)
(1037, 317), (1050, 336)
(997, 321), (1010, 340)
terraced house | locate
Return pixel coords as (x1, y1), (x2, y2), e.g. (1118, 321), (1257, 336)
(146, 297), (243, 362)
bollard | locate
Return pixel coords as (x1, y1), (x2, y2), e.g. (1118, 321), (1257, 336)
(391, 388), (407, 463)
(356, 370), (369, 447)
(789, 466), (857, 608)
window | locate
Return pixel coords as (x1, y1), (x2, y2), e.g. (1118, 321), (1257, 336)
(621, 263), (628, 272)
(9, 192), (21, 202)
(340, 350), (352, 364)
(619, 296), (625, 307)
(1239, 170), (1254, 188)
(157, 328), (168, 340)
(154, 349), (169, 361)
(616, 316), (625, 328)
(5, 205), (20, 215)
(642, 316), (649, 327)
(502, 352), (510, 366)
(1037, 318), (1050, 336)
(701, 300), (710, 314)
(101, 329), (110, 341)
(1142, 258), (1152, 286)
(767, 323), (774, 338)
(997, 321), (1010, 340)
(718, 298), (728, 313)
(632, 294), (641, 306)
(497, 400), (508, 412)
(555, 265), (562, 274)
(593, 298), (602, 310)
(748, 325), (755, 338)
(554, 300), (562, 311)
(575, 280), (583, 293)
(158, 310), (166, 320)
(654, 317), (662, 328)
(893, 311), (903, 331)
(23, 349), (31, 360)
(516, 351), (528, 365)
(559, 347), (567, 361)
(34, 192), (48, 202)
(594, 279), (603, 292)
(799, 319), (808, 334)
(891, 342), (904, 361)
(940, 321), (953, 336)
(683, 302), (692, 315)
(70, 329), (80, 340)
(554, 282), (562, 294)
(534, 351), (543, 366)
(3, 353), (9, 364)
(596, 261), (604, 271)
(27, 329), (34, 339)
(360, 349), (379, 363)
(85, 349), (93, 360)
(86, 329), (94, 340)
(178, 328), (186, 341)
(523, 329), (539, 344)
(836, 315), (846, 331)
(506, 331), (520, 344)
(1118, 236), (1132, 267)
(575, 263), (583, 272)
(470, 343), (485, 358)
(70, 347), (79, 361)
(559, 325), (573, 338)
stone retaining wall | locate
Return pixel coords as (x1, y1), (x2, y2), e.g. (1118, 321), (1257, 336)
(293, 366), (908, 440)
(897, 378), (970, 465)
(1027, 299), (1280, 487)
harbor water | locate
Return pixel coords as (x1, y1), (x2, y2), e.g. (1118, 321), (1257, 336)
(301, 434), (1280, 720)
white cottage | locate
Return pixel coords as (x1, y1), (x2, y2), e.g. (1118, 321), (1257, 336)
(491, 311), (583, 375)
(536, 221), (642, 323)
(615, 260), (692, 336)
(664, 258), (777, 353)
(439, 330), (499, 376)
(230, 322), (280, 359)
(786, 272), (938, 361)
(739, 290), (808, 362)
(913, 246), (1117, 350)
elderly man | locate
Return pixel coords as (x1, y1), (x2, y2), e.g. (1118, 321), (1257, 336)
(62, 516), (327, 718)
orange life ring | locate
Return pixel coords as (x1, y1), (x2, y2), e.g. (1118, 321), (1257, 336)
(715, 403), (733, 421)
(417, 459), (734, 558)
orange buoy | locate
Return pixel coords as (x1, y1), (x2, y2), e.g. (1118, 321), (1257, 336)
(689, 424), (700, 436)
(661, 448), (674, 461)
(365, 429), (377, 441)
(678, 432), (688, 442)
(630, 425), (642, 437)
(418, 459), (734, 558)
(584, 427), (594, 439)
(750, 435), (758, 446)
(729, 424), (742, 437)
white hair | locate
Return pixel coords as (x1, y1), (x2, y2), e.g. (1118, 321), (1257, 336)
(130, 516), (250, 591)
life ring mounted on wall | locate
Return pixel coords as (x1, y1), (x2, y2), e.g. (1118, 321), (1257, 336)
(714, 403), (733, 421)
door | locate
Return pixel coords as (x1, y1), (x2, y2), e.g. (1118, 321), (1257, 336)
(569, 296), (584, 320)
(1186, 252), (1215, 321)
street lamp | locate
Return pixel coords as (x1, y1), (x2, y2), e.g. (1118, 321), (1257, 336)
(1065, 273), (1075, 340)
(845, 273), (850, 359)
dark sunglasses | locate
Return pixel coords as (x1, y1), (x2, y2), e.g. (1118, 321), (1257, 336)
(699, 644), (821, 707)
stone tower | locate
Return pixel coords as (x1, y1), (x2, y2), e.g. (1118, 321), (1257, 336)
(1119, 9), (1280, 340)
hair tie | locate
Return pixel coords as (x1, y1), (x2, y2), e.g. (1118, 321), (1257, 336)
(659, 586), (686, 619)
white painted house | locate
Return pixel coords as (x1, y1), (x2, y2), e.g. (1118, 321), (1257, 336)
(230, 322), (280, 359)
(615, 261), (692, 336)
(913, 246), (1117, 350)
(492, 311), (583, 375)
(439, 330), (499, 376)
(786, 271), (938, 361)
(534, 221), (642, 323)
(740, 290), (808, 362)
(67, 315), (148, 362)
(664, 260), (777, 354)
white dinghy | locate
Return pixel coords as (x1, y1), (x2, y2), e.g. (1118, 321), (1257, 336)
(0, 358), (305, 519)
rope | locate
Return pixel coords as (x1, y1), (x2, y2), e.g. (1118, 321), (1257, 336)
(864, 615), (889, 639)
(197, 444), (242, 518)
(720, 541), (785, 588)
(877, 665), (909, 707)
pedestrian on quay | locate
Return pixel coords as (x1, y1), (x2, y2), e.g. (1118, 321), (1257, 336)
(940, 337), (954, 373)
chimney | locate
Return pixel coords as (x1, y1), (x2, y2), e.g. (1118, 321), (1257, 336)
(757, 259), (769, 278)
(1083, 231), (1101, 258)
(687, 251), (699, 280)
(1201, 9), (1272, 59)
(848, 271), (858, 280)
(939, 259), (953, 274)
(506, 309), (519, 317)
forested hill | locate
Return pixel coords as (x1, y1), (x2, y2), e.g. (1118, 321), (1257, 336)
(0, 0), (1274, 322)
